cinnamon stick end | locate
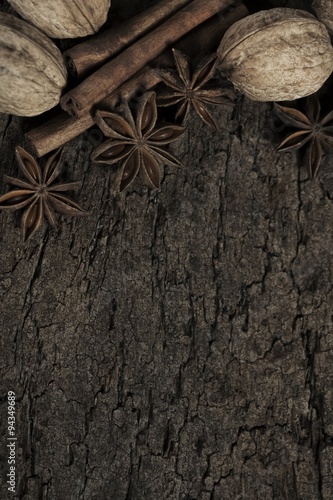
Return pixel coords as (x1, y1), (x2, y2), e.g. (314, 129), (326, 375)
(60, 95), (82, 118)
(63, 53), (79, 79)
(25, 132), (48, 158)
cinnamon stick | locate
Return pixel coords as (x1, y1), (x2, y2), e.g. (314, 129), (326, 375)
(26, 68), (162, 156)
(60, 0), (240, 118)
(26, 4), (248, 157)
(64, 0), (193, 78)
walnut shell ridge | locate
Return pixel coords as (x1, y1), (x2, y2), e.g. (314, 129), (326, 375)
(0, 12), (67, 117)
(217, 8), (333, 102)
(7, 0), (111, 39)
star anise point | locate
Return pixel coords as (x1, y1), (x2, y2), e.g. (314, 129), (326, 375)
(92, 91), (186, 192)
(156, 49), (234, 132)
(0, 147), (87, 242)
(274, 94), (333, 179)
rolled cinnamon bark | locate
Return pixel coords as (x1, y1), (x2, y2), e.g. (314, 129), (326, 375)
(26, 68), (162, 157)
(60, 0), (240, 118)
(26, 4), (248, 157)
(64, 0), (193, 78)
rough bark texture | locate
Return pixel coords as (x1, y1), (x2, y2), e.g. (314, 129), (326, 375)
(1, 1), (333, 499)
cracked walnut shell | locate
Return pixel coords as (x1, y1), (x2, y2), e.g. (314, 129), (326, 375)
(7, 0), (111, 39)
(0, 12), (67, 117)
(217, 8), (333, 101)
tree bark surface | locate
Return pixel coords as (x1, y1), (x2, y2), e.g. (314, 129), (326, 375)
(1, 1), (333, 499)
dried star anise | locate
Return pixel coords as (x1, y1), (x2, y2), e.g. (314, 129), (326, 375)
(156, 48), (234, 132)
(91, 91), (186, 191)
(274, 94), (333, 178)
(0, 146), (87, 241)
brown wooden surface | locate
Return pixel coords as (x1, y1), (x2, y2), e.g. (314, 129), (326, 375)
(1, 0), (333, 499)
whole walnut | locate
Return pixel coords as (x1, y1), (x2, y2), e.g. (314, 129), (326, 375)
(217, 8), (333, 101)
(7, 0), (111, 39)
(0, 12), (67, 117)
(312, 0), (333, 34)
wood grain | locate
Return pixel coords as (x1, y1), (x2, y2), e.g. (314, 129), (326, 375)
(1, 1), (332, 499)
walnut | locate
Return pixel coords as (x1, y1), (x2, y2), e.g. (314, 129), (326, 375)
(217, 8), (333, 102)
(0, 12), (67, 117)
(312, 0), (333, 34)
(7, 0), (111, 39)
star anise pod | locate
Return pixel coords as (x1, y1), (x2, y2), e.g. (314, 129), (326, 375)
(274, 94), (333, 178)
(91, 91), (186, 191)
(155, 48), (234, 132)
(0, 147), (87, 241)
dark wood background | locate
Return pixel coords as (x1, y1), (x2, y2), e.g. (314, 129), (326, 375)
(1, 0), (333, 498)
